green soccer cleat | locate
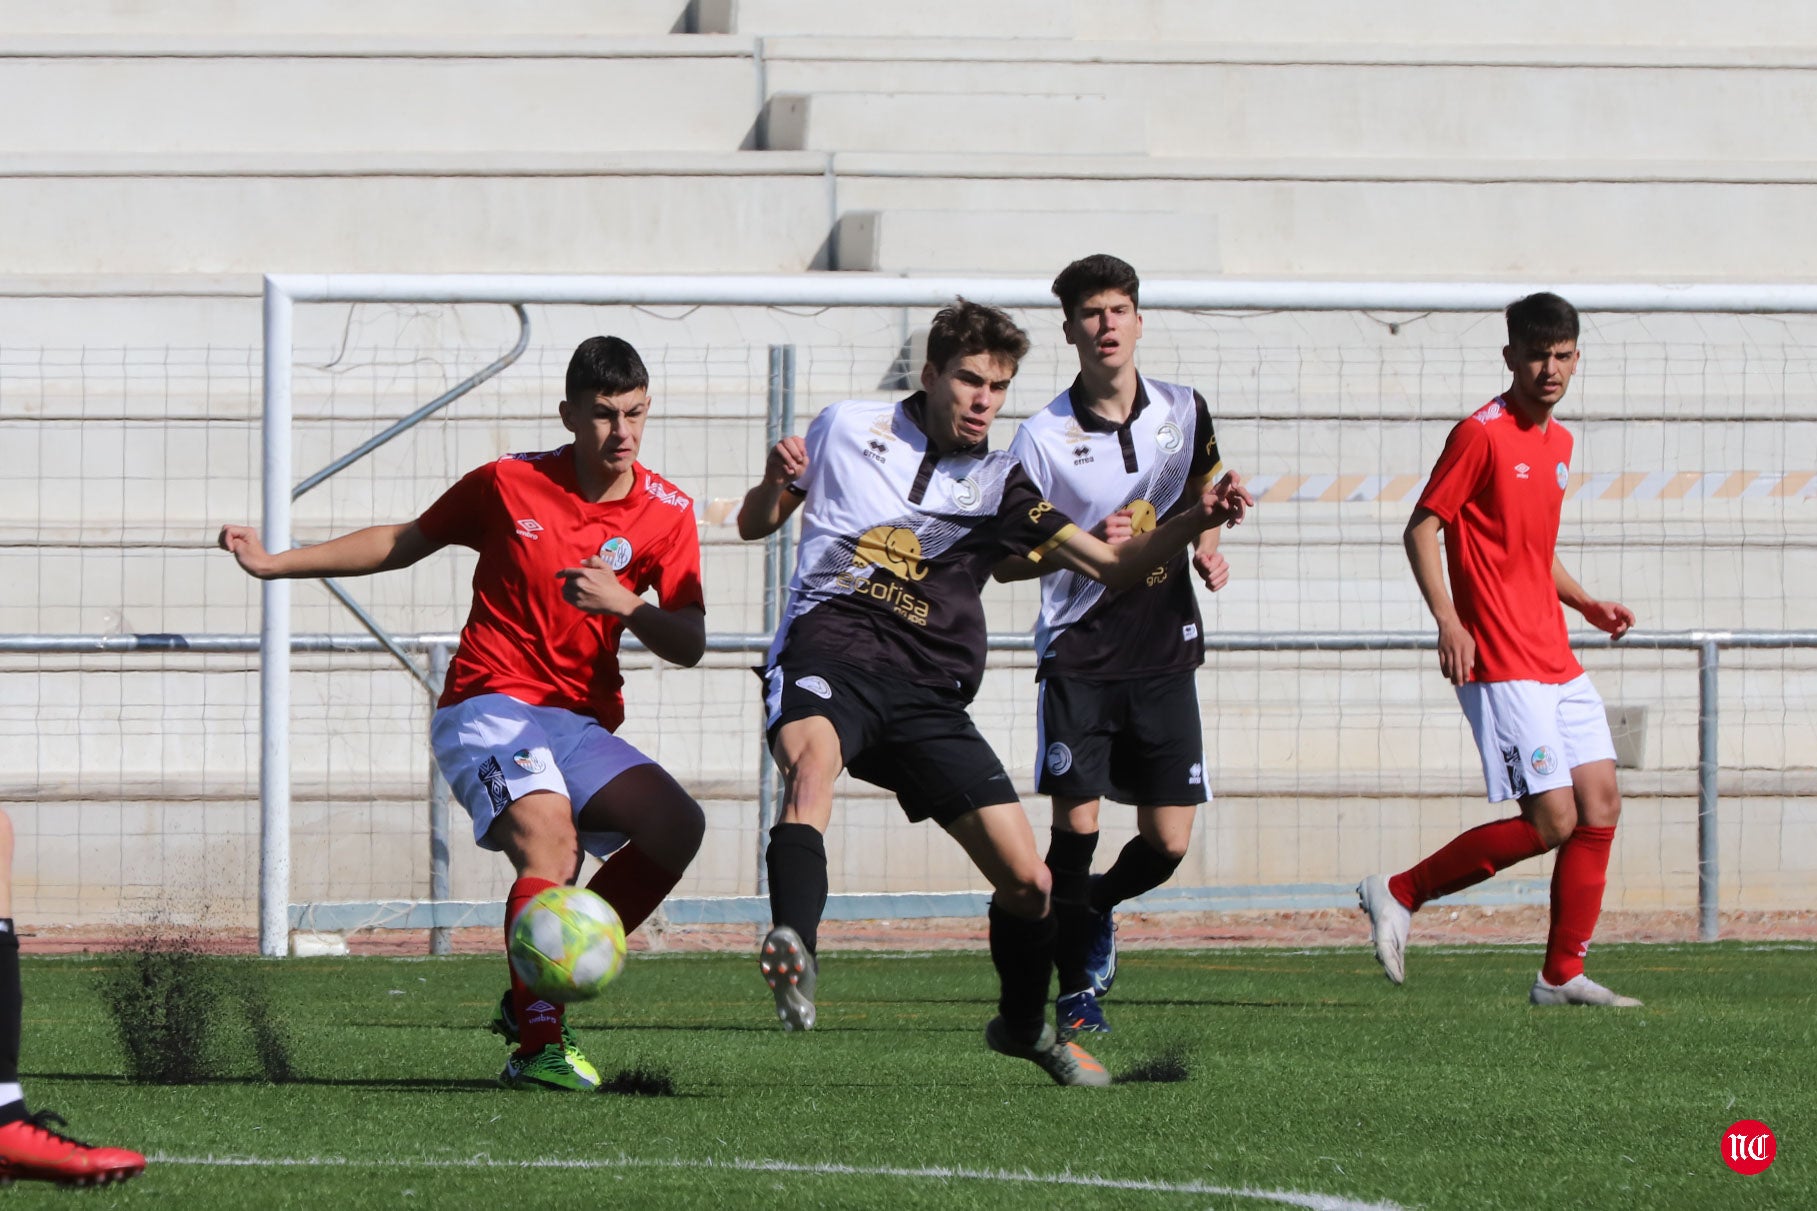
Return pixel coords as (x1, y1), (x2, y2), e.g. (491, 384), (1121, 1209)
(491, 991), (600, 1087)
(489, 988), (585, 1053)
(499, 1043), (602, 1092)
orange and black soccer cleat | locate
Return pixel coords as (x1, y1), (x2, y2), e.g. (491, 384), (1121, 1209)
(0, 1110), (145, 1187)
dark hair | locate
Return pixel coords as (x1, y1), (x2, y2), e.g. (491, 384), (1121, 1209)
(565, 336), (649, 403)
(1505, 292), (1579, 350)
(925, 298), (1030, 371)
(1051, 253), (1141, 320)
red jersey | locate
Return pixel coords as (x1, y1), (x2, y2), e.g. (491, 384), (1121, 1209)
(1416, 397), (1580, 684)
(415, 447), (704, 729)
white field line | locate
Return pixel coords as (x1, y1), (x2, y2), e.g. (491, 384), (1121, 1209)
(150, 1152), (1408, 1211)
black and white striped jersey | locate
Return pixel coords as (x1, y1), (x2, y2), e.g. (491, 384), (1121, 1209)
(768, 392), (1078, 700)
(1009, 375), (1222, 681)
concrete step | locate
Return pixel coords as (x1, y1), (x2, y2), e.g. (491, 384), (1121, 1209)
(708, 0), (1817, 47)
(0, 41), (757, 154)
(695, 0), (1068, 39)
(762, 40), (1817, 163)
(761, 91), (1146, 155)
(0, 0), (696, 37)
(833, 208), (1219, 274)
(0, 153), (830, 275)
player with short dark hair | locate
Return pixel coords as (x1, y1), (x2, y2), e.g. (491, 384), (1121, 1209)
(1359, 292), (1643, 1007)
(221, 335), (711, 1089)
(0, 809), (145, 1185)
(737, 299), (1252, 1084)
(995, 253), (1233, 1036)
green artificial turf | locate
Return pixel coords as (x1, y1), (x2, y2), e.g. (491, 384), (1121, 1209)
(5, 942), (1809, 1209)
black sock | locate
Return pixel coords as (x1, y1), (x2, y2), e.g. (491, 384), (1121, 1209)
(1091, 836), (1183, 913)
(0, 921), (23, 1124)
(765, 823), (828, 955)
(1046, 830), (1099, 997)
(987, 900), (1056, 1041)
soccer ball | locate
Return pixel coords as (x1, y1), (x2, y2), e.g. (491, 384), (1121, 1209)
(508, 886), (627, 1002)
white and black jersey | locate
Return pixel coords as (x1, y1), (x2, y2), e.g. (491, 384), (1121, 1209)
(1009, 375), (1223, 681)
(769, 393), (1078, 700)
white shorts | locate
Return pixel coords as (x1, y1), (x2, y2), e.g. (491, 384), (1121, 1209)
(1456, 674), (1618, 803)
(430, 693), (654, 859)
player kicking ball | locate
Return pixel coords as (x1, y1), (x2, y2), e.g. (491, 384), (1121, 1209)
(1359, 292), (1642, 1007)
(737, 300), (1250, 1084)
(996, 254), (1235, 1037)
(222, 336), (710, 1089)
(0, 808), (144, 1185)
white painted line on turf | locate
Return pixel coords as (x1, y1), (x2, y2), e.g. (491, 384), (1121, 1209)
(151, 1152), (1407, 1210)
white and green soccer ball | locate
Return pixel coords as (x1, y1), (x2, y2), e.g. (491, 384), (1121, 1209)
(509, 886), (627, 1001)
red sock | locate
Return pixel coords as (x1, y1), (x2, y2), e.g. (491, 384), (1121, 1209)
(1543, 825), (1615, 985)
(506, 876), (564, 1055)
(1387, 817), (1549, 911)
(585, 841), (684, 934)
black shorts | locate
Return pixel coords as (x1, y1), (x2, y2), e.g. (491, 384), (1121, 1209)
(1036, 670), (1207, 806)
(763, 660), (1019, 826)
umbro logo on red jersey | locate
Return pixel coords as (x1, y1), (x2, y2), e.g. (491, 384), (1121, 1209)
(515, 518), (543, 539)
(1514, 463), (1530, 479)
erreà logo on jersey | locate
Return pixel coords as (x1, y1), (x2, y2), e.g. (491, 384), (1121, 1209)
(835, 525), (931, 625)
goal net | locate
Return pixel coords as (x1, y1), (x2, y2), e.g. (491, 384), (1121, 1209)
(3, 278), (1812, 950)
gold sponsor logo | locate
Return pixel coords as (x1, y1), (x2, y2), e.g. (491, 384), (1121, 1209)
(850, 525), (928, 581)
(1028, 500), (1056, 525)
(838, 526), (931, 625)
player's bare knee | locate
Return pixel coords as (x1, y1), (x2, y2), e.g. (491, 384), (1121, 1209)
(995, 863), (1051, 919)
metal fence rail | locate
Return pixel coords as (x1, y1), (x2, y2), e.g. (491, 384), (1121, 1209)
(4, 627), (1810, 949)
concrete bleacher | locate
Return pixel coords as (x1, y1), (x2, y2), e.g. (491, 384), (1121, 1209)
(2, 0), (1812, 928)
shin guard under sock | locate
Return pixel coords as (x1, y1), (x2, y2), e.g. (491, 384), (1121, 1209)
(765, 822), (828, 955)
(1046, 829), (1099, 997)
(505, 877), (564, 1053)
(1090, 835), (1183, 914)
(987, 900), (1057, 1042)
(1388, 817), (1548, 911)
(1544, 825), (1615, 985)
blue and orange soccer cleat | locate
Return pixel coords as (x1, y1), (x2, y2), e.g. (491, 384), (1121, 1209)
(0, 1111), (145, 1187)
(1083, 881), (1119, 997)
(1056, 988), (1110, 1038)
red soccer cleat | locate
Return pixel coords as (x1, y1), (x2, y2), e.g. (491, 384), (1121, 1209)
(0, 1111), (146, 1187)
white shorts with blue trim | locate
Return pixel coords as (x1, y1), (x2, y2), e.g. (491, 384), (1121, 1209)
(430, 693), (653, 859)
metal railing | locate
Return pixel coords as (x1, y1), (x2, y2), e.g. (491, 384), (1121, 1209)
(4, 627), (1810, 948)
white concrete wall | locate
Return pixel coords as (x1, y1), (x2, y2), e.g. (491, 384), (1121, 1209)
(1, 4), (1812, 929)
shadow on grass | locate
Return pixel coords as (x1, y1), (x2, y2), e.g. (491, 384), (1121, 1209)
(29, 1072), (711, 1097)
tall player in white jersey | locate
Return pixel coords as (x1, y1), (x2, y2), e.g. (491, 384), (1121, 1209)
(998, 254), (1234, 1036)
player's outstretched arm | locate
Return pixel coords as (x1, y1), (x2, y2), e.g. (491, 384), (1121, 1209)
(993, 509), (1135, 583)
(217, 522), (439, 581)
(1553, 557), (1635, 640)
(1404, 508), (1473, 685)
(555, 559), (707, 667)
(737, 436), (808, 541)
(1045, 472), (1251, 592)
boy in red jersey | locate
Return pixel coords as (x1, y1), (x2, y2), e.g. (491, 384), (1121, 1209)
(0, 809), (144, 1185)
(1358, 293), (1642, 1007)
(221, 336), (708, 1088)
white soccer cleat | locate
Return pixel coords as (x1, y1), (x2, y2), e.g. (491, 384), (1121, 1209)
(1529, 973), (1643, 1008)
(1357, 874), (1411, 986)
(759, 924), (817, 1032)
